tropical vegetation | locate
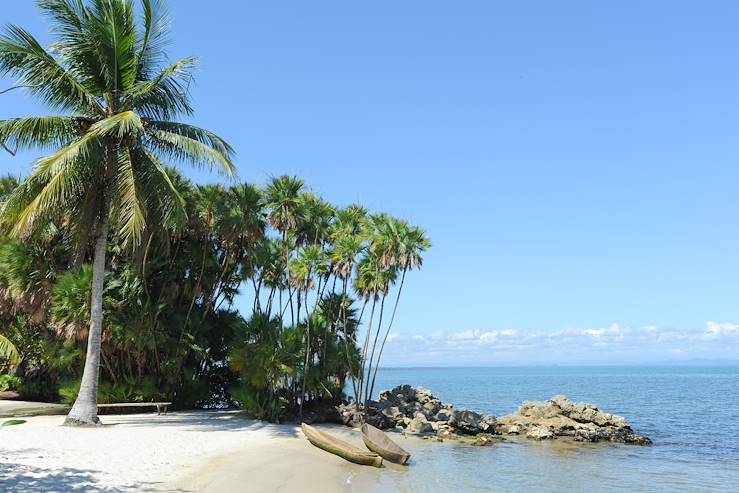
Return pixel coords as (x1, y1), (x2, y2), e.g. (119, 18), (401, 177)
(0, 0), (429, 425)
(0, 173), (429, 421)
(0, 0), (234, 425)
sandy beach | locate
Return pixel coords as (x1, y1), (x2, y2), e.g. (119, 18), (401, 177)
(0, 409), (374, 492)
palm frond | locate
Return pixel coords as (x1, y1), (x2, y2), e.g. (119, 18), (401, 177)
(0, 334), (21, 367)
(0, 23), (103, 115)
(86, 0), (138, 92)
(146, 126), (235, 177)
(37, 0), (87, 37)
(136, 0), (170, 81)
(38, 0), (110, 95)
(88, 110), (143, 139)
(9, 156), (95, 237)
(0, 116), (87, 154)
(126, 57), (195, 118)
(136, 147), (187, 230)
(116, 145), (146, 247)
(32, 130), (101, 181)
(146, 120), (233, 157)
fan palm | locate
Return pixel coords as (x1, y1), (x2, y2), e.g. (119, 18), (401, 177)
(368, 223), (430, 400)
(296, 193), (334, 246)
(263, 175), (305, 324)
(0, 0), (234, 426)
(291, 244), (329, 416)
(263, 176), (305, 234)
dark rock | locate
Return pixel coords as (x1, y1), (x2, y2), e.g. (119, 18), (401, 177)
(449, 409), (497, 435)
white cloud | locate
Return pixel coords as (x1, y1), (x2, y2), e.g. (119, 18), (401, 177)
(378, 321), (739, 365)
(704, 321), (739, 340)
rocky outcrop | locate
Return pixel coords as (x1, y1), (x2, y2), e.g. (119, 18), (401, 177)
(335, 387), (651, 447)
(340, 385), (499, 443)
(497, 395), (652, 445)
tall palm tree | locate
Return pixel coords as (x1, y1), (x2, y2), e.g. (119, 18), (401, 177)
(0, 0), (234, 426)
(368, 223), (430, 400)
(215, 183), (265, 313)
(291, 244), (329, 416)
(263, 175), (304, 324)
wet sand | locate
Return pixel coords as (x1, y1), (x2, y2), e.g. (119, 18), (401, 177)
(168, 424), (376, 493)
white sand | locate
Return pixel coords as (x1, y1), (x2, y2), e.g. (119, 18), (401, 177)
(0, 410), (371, 492)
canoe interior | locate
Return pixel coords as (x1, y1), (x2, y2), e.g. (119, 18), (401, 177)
(301, 423), (383, 468)
(361, 423), (411, 464)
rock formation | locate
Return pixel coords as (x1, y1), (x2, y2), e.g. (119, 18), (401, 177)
(335, 386), (652, 446)
(497, 395), (652, 445)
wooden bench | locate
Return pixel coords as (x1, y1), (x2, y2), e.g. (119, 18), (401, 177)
(97, 402), (172, 415)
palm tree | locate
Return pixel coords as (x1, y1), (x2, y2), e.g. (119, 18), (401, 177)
(0, 0), (234, 426)
(213, 183), (265, 313)
(291, 244), (329, 416)
(263, 175), (304, 324)
(368, 223), (430, 400)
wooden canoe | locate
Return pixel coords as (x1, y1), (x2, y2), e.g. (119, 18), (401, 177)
(301, 423), (383, 467)
(361, 423), (411, 464)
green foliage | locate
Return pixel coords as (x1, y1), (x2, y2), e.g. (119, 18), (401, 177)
(51, 266), (93, 330)
(59, 377), (167, 405)
(0, 170), (429, 417)
(0, 0), (235, 248)
(0, 334), (21, 369)
(0, 374), (21, 392)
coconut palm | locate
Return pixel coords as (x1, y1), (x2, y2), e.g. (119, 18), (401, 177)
(0, 0), (234, 425)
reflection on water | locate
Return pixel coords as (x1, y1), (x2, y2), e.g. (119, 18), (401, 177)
(350, 366), (739, 492)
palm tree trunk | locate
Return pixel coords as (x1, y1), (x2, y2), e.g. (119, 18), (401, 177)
(368, 267), (407, 401)
(357, 296), (377, 412)
(337, 277), (359, 403)
(364, 293), (386, 404)
(64, 201), (109, 426)
(299, 282), (311, 419)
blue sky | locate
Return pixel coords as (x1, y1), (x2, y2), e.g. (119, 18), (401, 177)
(1, 1), (738, 365)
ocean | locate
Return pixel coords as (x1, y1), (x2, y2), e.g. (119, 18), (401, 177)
(350, 366), (739, 492)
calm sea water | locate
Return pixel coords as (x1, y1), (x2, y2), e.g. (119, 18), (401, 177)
(350, 366), (739, 492)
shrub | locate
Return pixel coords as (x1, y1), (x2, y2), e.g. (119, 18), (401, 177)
(0, 374), (21, 392)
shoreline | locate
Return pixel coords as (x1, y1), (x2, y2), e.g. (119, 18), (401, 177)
(166, 423), (396, 493)
(0, 410), (372, 493)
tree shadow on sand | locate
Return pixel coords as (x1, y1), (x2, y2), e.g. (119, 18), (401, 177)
(0, 463), (191, 493)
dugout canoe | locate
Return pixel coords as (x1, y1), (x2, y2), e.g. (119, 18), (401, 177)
(361, 423), (411, 464)
(301, 423), (383, 467)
